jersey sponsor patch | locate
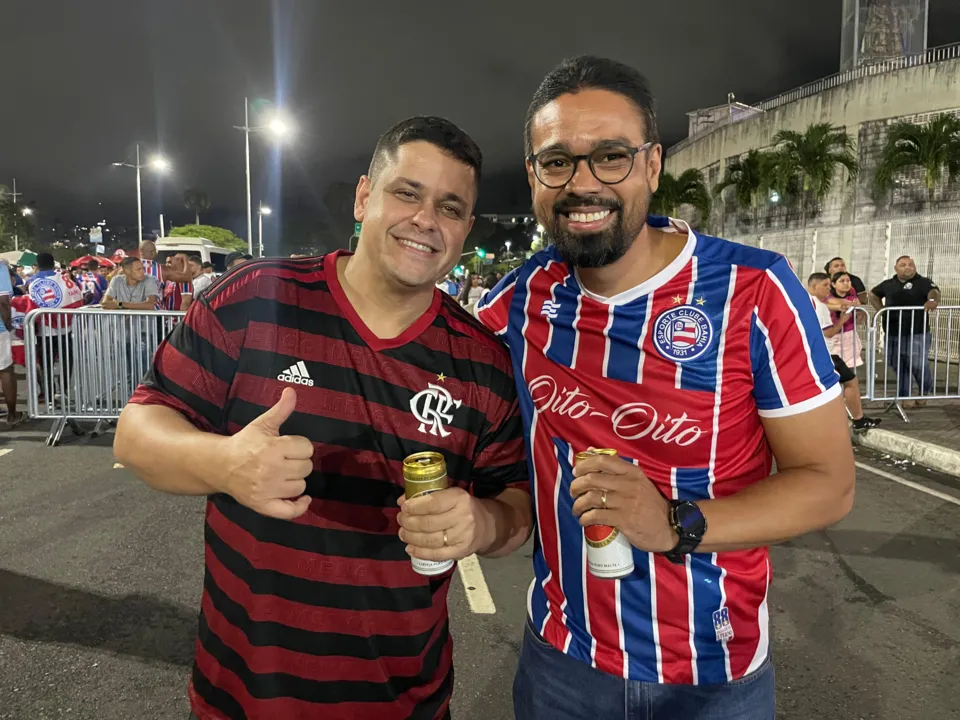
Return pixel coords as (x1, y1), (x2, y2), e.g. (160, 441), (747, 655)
(653, 305), (714, 362)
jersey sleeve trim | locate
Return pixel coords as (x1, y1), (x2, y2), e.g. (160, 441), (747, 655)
(757, 382), (841, 418)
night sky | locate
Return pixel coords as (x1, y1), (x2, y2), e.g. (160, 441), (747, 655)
(3, 0), (959, 250)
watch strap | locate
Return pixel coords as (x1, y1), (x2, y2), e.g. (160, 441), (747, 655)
(665, 500), (705, 564)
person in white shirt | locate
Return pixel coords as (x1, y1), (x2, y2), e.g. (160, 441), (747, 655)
(187, 254), (213, 296)
(808, 272), (879, 431)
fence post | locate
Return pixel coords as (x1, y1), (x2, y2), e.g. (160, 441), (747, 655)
(758, 235), (764, 250)
(883, 222), (892, 275)
(865, 311), (876, 400)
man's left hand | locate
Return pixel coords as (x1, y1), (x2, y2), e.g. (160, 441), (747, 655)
(570, 454), (678, 554)
(101, 298), (119, 310)
(398, 487), (490, 562)
(924, 299), (938, 313)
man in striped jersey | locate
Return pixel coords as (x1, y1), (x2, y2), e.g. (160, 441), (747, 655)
(114, 116), (532, 720)
(476, 56), (855, 719)
(138, 240), (193, 311)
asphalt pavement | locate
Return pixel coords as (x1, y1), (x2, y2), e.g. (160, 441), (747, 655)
(0, 421), (958, 720)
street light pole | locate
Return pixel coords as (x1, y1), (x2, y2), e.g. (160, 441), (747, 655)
(244, 98), (253, 256)
(11, 178), (22, 252)
(258, 204), (272, 258)
(135, 144), (143, 245)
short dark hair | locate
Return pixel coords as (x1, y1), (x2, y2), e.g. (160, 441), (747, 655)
(187, 254), (202, 265)
(86, 259), (99, 271)
(37, 253), (55, 270)
(367, 116), (482, 189)
(895, 255), (912, 264)
(824, 257), (844, 273)
(121, 257), (141, 270)
(807, 272), (830, 284)
(525, 56), (660, 155)
(830, 271), (850, 283)
(201, 261), (213, 269)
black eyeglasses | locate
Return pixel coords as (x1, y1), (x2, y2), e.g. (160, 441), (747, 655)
(528, 142), (654, 189)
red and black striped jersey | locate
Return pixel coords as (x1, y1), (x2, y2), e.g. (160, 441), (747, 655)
(130, 251), (528, 720)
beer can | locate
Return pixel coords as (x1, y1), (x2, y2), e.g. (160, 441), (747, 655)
(403, 451), (454, 576)
(576, 449), (635, 579)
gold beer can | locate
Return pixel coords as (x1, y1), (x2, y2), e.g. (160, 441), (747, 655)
(403, 451), (454, 576)
(575, 449), (635, 579)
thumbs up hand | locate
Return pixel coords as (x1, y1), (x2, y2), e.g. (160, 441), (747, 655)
(217, 387), (315, 520)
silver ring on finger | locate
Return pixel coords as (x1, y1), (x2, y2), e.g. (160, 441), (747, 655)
(601, 490), (607, 509)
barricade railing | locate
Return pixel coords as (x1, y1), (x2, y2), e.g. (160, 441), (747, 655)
(23, 307), (185, 445)
(866, 306), (960, 419)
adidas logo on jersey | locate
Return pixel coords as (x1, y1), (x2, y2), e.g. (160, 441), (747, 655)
(278, 361), (314, 387)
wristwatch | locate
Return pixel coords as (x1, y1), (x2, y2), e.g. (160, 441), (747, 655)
(665, 500), (707, 564)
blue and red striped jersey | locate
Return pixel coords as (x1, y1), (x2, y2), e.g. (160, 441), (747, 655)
(476, 216), (839, 685)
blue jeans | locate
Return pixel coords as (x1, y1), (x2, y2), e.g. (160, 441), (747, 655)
(513, 619), (775, 720)
(886, 333), (933, 398)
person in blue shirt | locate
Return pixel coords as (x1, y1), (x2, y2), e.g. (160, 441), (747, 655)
(80, 259), (109, 305)
(0, 260), (25, 426)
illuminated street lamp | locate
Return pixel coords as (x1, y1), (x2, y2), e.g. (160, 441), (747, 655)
(235, 98), (294, 256)
(112, 144), (172, 243)
(258, 204), (272, 258)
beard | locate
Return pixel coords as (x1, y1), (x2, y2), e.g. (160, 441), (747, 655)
(543, 191), (651, 269)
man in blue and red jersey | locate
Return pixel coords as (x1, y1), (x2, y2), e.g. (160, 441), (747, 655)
(114, 116), (533, 720)
(476, 56), (855, 720)
(80, 259), (108, 305)
(138, 240), (193, 310)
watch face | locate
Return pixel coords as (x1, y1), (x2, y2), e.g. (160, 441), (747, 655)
(675, 502), (706, 536)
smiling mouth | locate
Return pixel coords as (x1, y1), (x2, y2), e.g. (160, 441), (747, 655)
(394, 236), (438, 254)
(558, 207), (615, 230)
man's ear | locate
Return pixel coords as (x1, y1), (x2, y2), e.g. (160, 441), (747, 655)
(355, 175), (372, 222)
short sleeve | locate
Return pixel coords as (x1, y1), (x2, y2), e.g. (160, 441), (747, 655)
(180, 282), (193, 296)
(469, 368), (529, 500)
(0, 267), (12, 297)
(106, 276), (122, 297)
(925, 277), (938, 292)
(129, 296), (242, 433)
(144, 276), (161, 297)
(871, 280), (888, 299)
(749, 257), (841, 418)
(474, 268), (520, 337)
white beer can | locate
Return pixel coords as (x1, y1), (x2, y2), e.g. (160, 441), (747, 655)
(576, 449), (635, 579)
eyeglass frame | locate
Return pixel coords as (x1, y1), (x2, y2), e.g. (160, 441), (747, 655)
(527, 141), (656, 189)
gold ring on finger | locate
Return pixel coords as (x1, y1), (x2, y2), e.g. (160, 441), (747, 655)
(443, 531), (448, 546)
(601, 490), (607, 509)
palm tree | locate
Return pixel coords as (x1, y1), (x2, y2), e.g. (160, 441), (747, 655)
(713, 150), (780, 231)
(651, 168), (712, 229)
(874, 114), (960, 208)
(772, 123), (859, 228)
(183, 188), (211, 225)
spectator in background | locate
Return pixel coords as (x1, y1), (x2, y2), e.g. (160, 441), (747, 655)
(200, 260), (215, 278)
(224, 251), (253, 270)
(187, 254), (212, 296)
(435, 272), (458, 295)
(102, 258), (161, 311)
(829, 271), (863, 369)
(809, 273), (879, 430)
(0, 260), (25, 427)
(161, 253), (194, 312)
(80, 260), (109, 305)
(825, 257), (867, 304)
(870, 256), (940, 405)
(10, 265), (25, 296)
(459, 272), (484, 310)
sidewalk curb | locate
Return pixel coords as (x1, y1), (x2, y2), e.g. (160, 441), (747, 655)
(854, 428), (960, 477)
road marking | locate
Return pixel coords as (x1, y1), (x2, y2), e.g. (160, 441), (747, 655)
(856, 461), (960, 508)
(0, 449), (11, 458)
(458, 554), (496, 614)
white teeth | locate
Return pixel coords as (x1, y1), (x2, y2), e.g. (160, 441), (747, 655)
(568, 210), (611, 223)
(399, 238), (434, 253)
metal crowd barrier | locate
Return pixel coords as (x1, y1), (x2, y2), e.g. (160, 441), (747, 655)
(23, 307), (185, 446)
(868, 306), (960, 419)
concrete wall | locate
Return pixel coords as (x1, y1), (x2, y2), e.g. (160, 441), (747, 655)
(666, 57), (960, 175)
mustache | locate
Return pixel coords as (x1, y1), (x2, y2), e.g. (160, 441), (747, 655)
(553, 194), (621, 214)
